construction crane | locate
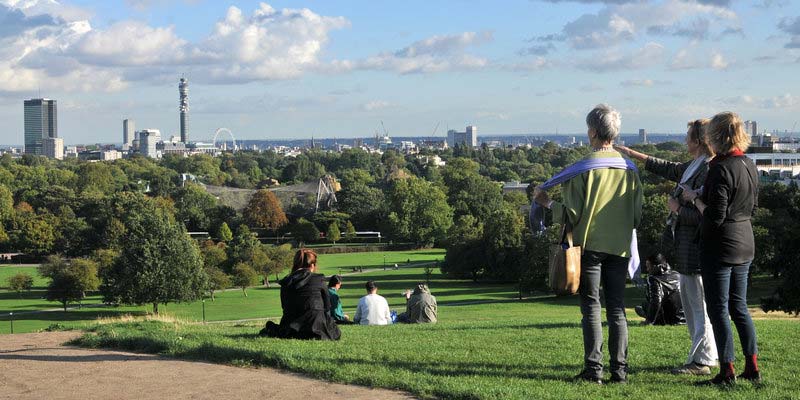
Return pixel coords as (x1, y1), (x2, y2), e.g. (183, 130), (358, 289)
(380, 120), (389, 137)
(431, 121), (441, 137)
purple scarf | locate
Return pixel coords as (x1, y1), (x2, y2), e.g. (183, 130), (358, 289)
(530, 156), (641, 278)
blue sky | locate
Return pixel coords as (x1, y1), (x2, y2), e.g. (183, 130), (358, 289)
(0, 0), (799, 144)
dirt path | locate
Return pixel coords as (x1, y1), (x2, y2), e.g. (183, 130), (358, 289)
(0, 332), (416, 400)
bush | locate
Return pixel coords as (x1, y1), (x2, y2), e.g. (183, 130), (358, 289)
(7, 272), (34, 294)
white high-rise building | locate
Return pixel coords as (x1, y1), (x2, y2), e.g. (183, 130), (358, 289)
(639, 129), (647, 144)
(123, 119), (135, 148)
(446, 125), (478, 148)
(138, 129), (162, 158)
(42, 137), (64, 160)
(24, 98), (57, 155)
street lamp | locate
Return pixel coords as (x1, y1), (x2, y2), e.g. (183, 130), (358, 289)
(383, 255), (386, 271)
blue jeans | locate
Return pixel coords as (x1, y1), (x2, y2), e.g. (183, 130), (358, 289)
(701, 260), (758, 363)
(580, 251), (629, 379)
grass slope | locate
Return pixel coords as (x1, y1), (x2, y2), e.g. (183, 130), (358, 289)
(73, 301), (797, 400)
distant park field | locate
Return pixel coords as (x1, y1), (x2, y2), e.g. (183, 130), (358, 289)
(1, 249), (455, 334)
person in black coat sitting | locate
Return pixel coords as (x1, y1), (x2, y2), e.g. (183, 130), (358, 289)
(260, 249), (341, 340)
(636, 253), (686, 326)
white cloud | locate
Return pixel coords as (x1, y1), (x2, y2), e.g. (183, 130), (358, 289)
(345, 31), (493, 74)
(619, 79), (671, 87)
(537, 0), (738, 50)
(576, 42), (665, 72)
(361, 100), (391, 112)
(0, 2), (351, 92)
(670, 48), (732, 70)
(710, 52), (728, 70)
(720, 93), (797, 109)
(475, 111), (510, 120)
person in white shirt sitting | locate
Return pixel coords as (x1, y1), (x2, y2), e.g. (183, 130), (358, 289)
(353, 280), (392, 325)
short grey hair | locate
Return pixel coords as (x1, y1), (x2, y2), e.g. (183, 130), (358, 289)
(585, 104), (621, 143)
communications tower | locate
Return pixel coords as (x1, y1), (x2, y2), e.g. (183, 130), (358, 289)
(179, 77), (189, 143)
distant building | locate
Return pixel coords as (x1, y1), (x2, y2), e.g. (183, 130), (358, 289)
(123, 119), (135, 149)
(179, 78), (189, 143)
(138, 129), (161, 158)
(24, 98), (57, 155)
(639, 129), (647, 144)
(78, 149), (122, 161)
(745, 120), (758, 137)
(447, 125), (478, 148)
(42, 137), (64, 160)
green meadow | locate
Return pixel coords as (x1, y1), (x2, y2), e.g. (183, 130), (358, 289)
(3, 249), (797, 399)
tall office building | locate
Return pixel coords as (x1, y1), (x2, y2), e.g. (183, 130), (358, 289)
(138, 129), (162, 158)
(639, 128), (647, 144)
(24, 98), (57, 155)
(123, 119), (135, 147)
(446, 125), (478, 148)
(179, 77), (189, 143)
(43, 137), (64, 160)
(745, 120), (758, 136)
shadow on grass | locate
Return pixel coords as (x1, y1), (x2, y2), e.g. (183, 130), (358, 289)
(0, 353), (159, 363)
(0, 310), (148, 323)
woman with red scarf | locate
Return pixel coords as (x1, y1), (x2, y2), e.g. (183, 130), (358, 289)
(681, 112), (761, 385)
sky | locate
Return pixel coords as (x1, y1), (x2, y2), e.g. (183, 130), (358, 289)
(0, 0), (799, 144)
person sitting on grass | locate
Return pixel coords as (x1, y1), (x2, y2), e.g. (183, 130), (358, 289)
(328, 275), (353, 324)
(635, 253), (686, 326)
(259, 249), (341, 340)
(397, 283), (438, 324)
(353, 280), (392, 325)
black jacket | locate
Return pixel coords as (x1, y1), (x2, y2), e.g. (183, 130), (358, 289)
(699, 155), (759, 265)
(644, 269), (685, 325)
(645, 156), (708, 275)
(274, 269), (341, 340)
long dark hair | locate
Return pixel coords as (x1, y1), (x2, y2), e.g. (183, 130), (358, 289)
(292, 249), (317, 272)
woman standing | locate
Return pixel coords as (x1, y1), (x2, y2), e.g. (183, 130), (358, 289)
(533, 104), (643, 384)
(616, 120), (718, 375)
(681, 112), (760, 385)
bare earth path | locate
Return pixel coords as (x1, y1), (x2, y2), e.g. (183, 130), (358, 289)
(0, 332), (416, 400)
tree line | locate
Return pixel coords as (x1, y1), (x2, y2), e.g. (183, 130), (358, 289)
(0, 141), (797, 315)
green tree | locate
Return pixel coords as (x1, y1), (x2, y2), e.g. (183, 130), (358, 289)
(228, 225), (259, 268)
(100, 193), (207, 314)
(172, 183), (218, 232)
(40, 256), (99, 311)
(345, 220), (357, 242)
(7, 272), (34, 295)
(265, 243), (293, 281)
(232, 262), (258, 297)
(337, 184), (385, 231)
(217, 222), (233, 242)
(327, 222), (341, 244)
(385, 176), (452, 247)
(291, 218), (320, 245)
(205, 267), (231, 301)
(201, 241), (229, 271)
(244, 189), (288, 233)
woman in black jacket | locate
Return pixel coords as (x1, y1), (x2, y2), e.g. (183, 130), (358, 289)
(260, 249), (341, 340)
(617, 119), (718, 375)
(682, 112), (760, 385)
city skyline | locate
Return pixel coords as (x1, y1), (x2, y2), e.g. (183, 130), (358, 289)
(1, 0), (799, 145)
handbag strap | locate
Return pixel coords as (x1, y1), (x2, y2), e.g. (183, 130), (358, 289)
(560, 208), (575, 248)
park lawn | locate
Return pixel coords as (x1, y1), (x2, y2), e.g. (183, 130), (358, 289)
(72, 299), (799, 400)
(0, 265), (50, 288)
(0, 250), (446, 334)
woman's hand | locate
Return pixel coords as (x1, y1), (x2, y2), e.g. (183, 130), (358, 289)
(667, 197), (680, 213)
(613, 144), (649, 162)
(681, 187), (699, 203)
(533, 187), (551, 208)
(614, 145), (632, 157)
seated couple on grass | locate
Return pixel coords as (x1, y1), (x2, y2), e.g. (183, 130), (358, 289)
(333, 279), (438, 325)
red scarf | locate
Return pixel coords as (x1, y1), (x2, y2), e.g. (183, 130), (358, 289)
(710, 148), (745, 165)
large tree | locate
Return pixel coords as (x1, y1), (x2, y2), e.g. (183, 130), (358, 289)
(244, 189), (288, 232)
(39, 256), (100, 311)
(385, 176), (452, 247)
(100, 193), (207, 314)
